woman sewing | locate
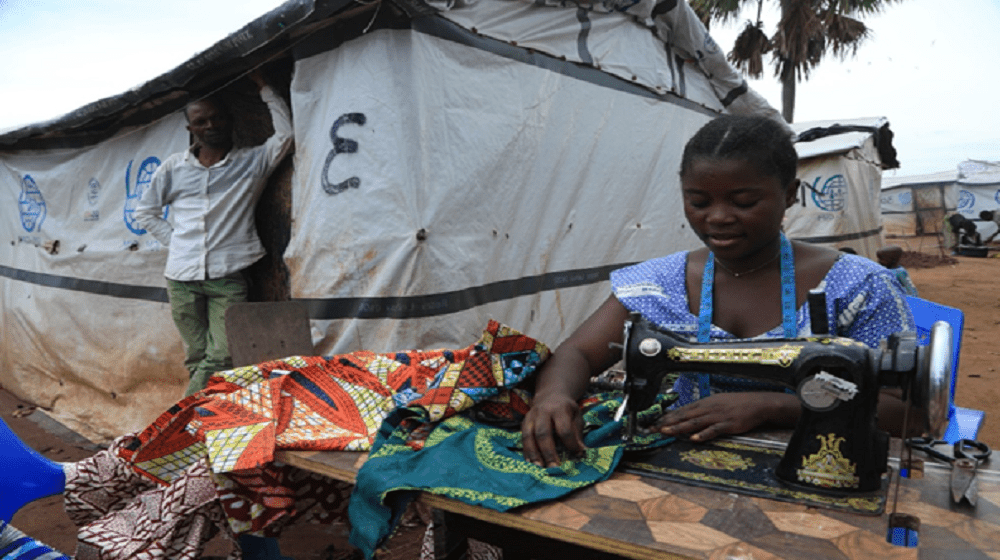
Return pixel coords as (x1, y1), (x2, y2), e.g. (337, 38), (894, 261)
(522, 115), (916, 468)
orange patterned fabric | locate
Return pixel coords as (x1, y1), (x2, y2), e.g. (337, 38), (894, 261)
(109, 320), (548, 538)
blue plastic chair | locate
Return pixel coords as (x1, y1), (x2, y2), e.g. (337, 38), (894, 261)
(0, 418), (66, 525)
(905, 296), (986, 442)
(0, 523), (70, 559)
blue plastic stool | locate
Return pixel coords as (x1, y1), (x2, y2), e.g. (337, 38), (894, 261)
(905, 296), (985, 442)
(0, 419), (66, 524)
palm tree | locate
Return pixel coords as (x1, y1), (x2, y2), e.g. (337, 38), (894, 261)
(691, 0), (899, 123)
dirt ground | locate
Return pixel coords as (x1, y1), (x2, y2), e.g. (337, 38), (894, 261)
(891, 235), (999, 447)
(2, 234), (996, 558)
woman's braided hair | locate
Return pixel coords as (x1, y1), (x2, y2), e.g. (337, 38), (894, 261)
(680, 115), (798, 189)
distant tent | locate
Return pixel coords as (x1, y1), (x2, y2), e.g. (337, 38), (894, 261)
(880, 160), (1000, 240)
(783, 117), (899, 259)
(955, 160), (1000, 240)
(0, 0), (784, 441)
(880, 170), (959, 238)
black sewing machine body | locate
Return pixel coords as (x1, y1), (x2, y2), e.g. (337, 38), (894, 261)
(622, 314), (951, 493)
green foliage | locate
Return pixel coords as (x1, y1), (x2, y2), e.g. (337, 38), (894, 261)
(692, 0), (901, 120)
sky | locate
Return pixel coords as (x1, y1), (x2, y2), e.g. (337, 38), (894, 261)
(707, 0), (1000, 179)
(0, 0), (287, 129)
(1, 0), (998, 178)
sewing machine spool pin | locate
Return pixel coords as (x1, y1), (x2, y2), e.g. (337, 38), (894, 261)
(807, 288), (829, 336)
(619, 312), (952, 493)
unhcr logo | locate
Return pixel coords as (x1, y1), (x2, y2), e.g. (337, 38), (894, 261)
(808, 174), (847, 212)
(958, 190), (975, 211)
(19, 174), (46, 233)
(87, 177), (101, 206)
(123, 156), (163, 235)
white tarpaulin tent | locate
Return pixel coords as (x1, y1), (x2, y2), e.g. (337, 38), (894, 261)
(880, 160), (1000, 240)
(0, 0), (783, 441)
(782, 117), (899, 260)
(288, 1), (784, 355)
(880, 170), (959, 237)
(955, 160), (1000, 240)
(1, 120), (189, 439)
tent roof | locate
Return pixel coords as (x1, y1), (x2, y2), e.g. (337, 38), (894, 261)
(958, 160), (1000, 185)
(2, 0), (784, 153)
(880, 160), (1000, 190)
(791, 116), (899, 169)
(882, 170), (959, 190)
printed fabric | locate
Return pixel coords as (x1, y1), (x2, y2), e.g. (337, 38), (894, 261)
(59, 321), (547, 559)
(64, 434), (349, 560)
(611, 251), (915, 405)
(349, 389), (675, 560)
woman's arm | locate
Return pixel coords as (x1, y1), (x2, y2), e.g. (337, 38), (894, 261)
(653, 387), (924, 441)
(877, 388), (928, 437)
(522, 295), (629, 467)
(653, 391), (800, 441)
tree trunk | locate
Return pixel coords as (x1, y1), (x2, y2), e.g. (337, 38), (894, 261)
(781, 72), (795, 123)
(778, 0), (794, 123)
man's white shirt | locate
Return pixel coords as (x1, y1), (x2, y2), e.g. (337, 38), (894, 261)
(135, 86), (293, 281)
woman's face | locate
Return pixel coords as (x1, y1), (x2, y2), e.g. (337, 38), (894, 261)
(681, 156), (797, 263)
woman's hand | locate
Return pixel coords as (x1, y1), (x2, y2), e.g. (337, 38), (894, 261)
(653, 392), (798, 441)
(521, 393), (586, 468)
(521, 295), (630, 467)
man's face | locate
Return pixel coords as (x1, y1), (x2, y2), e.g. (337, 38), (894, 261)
(185, 100), (233, 149)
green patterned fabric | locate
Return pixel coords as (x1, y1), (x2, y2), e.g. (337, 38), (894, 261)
(348, 389), (675, 558)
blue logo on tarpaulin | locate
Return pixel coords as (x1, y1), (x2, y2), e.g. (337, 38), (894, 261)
(87, 177), (101, 206)
(18, 174), (46, 232)
(898, 191), (912, 205)
(809, 175), (847, 211)
(123, 156), (163, 234)
(958, 190), (975, 211)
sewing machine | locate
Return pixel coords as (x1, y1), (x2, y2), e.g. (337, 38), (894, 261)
(620, 313), (953, 493)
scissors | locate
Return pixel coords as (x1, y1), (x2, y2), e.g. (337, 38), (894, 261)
(905, 437), (991, 505)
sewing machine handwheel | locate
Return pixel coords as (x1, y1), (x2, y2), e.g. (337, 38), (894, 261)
(797, 375), (839, 412)
(913, 321), (953, 439)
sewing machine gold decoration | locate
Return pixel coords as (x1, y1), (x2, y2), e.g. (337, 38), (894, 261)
(618, 313), (953, 495)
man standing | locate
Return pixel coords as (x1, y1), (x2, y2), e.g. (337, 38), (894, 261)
(136, 71), (293, 396)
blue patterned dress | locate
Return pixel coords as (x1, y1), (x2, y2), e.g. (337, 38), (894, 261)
(610, 252), (915, 406)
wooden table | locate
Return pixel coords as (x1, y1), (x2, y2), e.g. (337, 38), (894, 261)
(276, 439), (1000, 560)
